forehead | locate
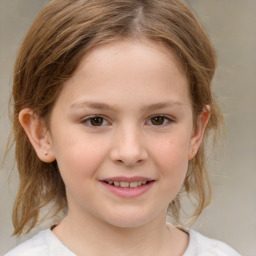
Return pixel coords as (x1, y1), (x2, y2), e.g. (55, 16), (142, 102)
(54, 39), (191, 112)
(75, 38), (186, 79)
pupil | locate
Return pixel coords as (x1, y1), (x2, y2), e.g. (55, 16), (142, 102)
(152, 116), (164, 125)
(90, 117), (103, 126)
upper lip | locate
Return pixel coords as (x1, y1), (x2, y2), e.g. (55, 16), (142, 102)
(100, 176), (154, 182)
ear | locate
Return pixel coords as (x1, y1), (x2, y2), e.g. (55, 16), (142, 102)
(19, 108), (55, 163)
(188, 106), (210, 160)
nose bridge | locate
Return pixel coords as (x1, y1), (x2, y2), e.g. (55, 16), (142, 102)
(110, 123), (148, 166)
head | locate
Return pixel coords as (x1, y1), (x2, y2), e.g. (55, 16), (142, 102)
(11, 0), (221, 235)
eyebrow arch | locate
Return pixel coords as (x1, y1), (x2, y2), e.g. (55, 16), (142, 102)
(143, 101), (185, 111)
(70, 101), (119, 112)
(70, 100), (184, 112)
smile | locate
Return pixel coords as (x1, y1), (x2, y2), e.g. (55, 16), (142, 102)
(105, 181), (149, 188)
(100, 177), (155, 198)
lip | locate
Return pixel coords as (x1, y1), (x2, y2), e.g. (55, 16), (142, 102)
(102, 176), (152, 182)
(100, 176), (155, 198)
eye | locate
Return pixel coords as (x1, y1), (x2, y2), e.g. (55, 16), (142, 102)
(147, 115), (173, 126)
(82, 116), (110, 127)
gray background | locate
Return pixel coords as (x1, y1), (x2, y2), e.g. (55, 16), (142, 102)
(0, 1), (255, 255)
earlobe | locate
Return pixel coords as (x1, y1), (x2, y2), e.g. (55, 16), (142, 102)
(19, 108), (55, 163)
(188, 107), (210, 160)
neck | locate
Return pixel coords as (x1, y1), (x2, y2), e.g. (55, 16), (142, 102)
(53, 209), (188, 256)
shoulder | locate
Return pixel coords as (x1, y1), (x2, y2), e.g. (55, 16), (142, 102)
(183, 228), (241, 256)
(4, 230), (50, 256)
(4, 229), (75, 256)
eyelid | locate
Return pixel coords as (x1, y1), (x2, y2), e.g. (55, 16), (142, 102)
(81, 115), (111, 127)
(146, 115), (175, 126)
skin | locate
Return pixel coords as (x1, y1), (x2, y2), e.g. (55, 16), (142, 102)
(19, 39), (210, 256)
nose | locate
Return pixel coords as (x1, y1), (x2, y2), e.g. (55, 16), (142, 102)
(110, 126), (148, 167)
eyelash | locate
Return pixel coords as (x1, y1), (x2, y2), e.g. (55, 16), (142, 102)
(81, 115), (174, 127)
(81, 115), (110, 127)
(146, 115), (174, 126)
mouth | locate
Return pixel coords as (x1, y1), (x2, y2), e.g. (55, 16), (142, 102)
(100, 177), (155, 198)
(103, 180), (150, 188)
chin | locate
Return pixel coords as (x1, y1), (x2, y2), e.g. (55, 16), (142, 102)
(102, 208), (157, 229)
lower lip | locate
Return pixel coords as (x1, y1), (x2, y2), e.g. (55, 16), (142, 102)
(100, 181), (154, 198)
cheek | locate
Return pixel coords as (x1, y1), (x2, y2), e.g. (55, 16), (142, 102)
(151, 131), (191, 164)
(150, 133), (190, 185)
(52, 132), (109, 179)
(159, 141), (188, 175)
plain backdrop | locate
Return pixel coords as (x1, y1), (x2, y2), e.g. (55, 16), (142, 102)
(1, 1), (255, 255)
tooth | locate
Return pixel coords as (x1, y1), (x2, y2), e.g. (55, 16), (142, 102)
(129, 182), (138, 188)
(120, 182), (129, 188)
(114, 181), (120, 186)
(110, 180), (148, 188)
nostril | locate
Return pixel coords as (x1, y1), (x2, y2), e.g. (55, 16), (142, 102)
(109, 139), (148, 166)
(115, 158), (146, 167)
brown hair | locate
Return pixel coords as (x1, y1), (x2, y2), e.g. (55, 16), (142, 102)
(10, 0), (222, 236)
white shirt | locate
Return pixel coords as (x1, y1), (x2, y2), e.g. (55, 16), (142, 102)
(5, 228), (241, 256)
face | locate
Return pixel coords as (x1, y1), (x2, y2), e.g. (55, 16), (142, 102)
(44, 39), (206, 228)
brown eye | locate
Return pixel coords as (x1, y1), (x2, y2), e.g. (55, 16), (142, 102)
(82, 115), (110, 127)
(89, 117), (104, 126)
(151, 116), (165, 125)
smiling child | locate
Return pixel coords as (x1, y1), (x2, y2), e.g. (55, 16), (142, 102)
(6, 0), (240, 255)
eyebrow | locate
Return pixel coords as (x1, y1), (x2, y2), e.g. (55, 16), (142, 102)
(142, 101), (184, 111)
(70, 100), (184, 112)
(70, 101), (119, 112)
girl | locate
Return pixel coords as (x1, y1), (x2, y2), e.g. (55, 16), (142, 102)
(6, 0), (240, 255)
